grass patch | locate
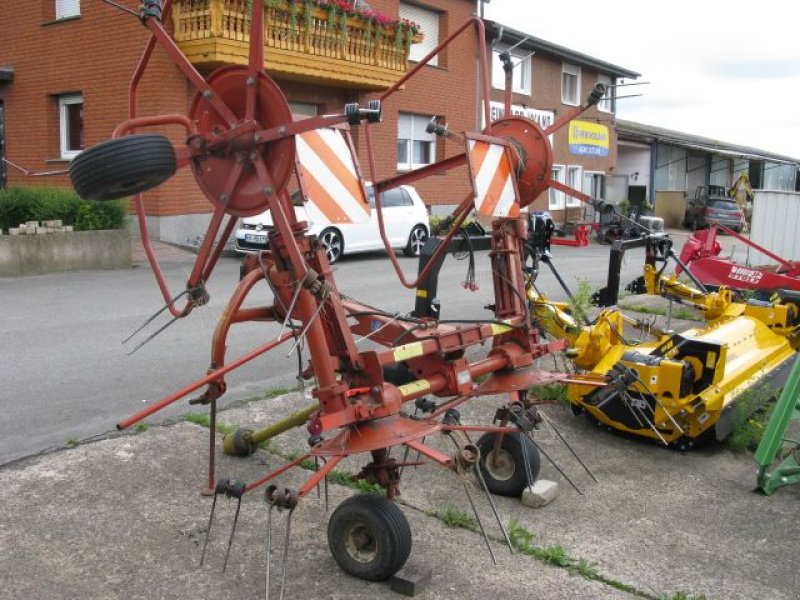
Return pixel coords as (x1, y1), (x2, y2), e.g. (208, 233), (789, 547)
(658, 593), (707, 600)
(263, 386), (297, 399)
(66, 438), (80, 448)
(619, 302), (702, 322)
(727, 385), (778, 452)
(567, 278), (594, 326)
(438, 505), (478, 532)
(135, 422), (150, 433)
(528, 383), (568, 405)
(182, 412), (237, 436)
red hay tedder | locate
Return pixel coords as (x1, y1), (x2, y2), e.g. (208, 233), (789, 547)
(68, 1), (605, 592)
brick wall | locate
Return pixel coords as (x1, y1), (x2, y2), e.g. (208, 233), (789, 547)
(0, 3), (207, 218)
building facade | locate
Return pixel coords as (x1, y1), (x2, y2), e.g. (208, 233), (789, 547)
(482, 21), (639, 223)
(615, 120), (800, 227)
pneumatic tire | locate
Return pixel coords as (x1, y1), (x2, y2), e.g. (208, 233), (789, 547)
(69, 134), (177, 200)
(327, 494), (411, 581)
(476, 431), (540, 497)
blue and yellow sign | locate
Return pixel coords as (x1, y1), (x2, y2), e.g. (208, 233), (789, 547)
(568, 121), (609, 157)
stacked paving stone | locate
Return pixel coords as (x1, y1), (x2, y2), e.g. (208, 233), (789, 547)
(6, 220), (74, 235)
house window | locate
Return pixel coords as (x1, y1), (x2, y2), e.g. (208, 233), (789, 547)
(397, 113), (436, 170)
(561, 62), (581, 106)
(566, 166), (582, 206)
(597, 74), (614, 113)
(399, 2), (439, 66)
(548, 165), (566, 210)
(491, 47), (531, 95)
(56, 0), (80, 20)
(288, 101), (318, 116)
(58, 94), (84, 160)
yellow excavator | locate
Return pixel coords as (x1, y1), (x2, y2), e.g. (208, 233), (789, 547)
(525, 215), (800, 449)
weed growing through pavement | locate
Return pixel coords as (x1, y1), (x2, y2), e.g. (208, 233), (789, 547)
(438, 505), (478, 532)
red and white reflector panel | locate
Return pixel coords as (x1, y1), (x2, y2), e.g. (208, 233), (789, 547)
(466, 137), (520, 218)
(295, 128), (370, 224)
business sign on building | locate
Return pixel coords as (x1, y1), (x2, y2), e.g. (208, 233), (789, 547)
(568, 120), (609, 156)
(486, 102), (554, 130)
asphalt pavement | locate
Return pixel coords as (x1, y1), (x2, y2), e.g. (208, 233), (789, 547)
(0, 234), (653, 464)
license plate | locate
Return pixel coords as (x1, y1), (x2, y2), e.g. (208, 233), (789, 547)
(244, 233), (267, 243)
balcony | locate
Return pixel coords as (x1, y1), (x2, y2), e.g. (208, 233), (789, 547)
(171, 0), (419, 90)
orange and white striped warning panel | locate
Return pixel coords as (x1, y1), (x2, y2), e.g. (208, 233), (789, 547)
(295, 127), (370, 224)
(465, 135), (520, 218)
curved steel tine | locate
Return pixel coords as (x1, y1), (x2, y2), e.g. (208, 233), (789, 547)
(462, 479), (496, 565)
(126, 313), (182, 355)
(527, 434), (583, 495)
(277, 507), (296, 600)
(222, 496), (243, 573)
(123, 289), (188, 345)
(473, 461), (514, 554)
(265, 503), (275, 600)
(539, 411), (597, 482)
(199, 493), (219, 567)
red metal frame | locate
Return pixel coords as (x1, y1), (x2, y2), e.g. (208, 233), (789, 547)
(677, 225), (800, 292)
(105, 5), (604, 505)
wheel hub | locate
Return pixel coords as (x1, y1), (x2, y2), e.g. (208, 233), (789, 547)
(188, 66), (295, 217)
(345, 523), (378, 563)
(485, 448), (516, 481)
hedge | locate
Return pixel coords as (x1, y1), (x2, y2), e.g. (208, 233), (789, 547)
(0, 186), (128, 232)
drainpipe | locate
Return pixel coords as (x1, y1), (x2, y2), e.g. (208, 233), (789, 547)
(649, 140), (657, 207)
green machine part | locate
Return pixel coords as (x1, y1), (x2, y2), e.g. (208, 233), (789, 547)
(754, 354), (800, 495)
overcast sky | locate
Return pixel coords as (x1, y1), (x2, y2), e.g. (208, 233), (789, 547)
(483, 0), (800, 159)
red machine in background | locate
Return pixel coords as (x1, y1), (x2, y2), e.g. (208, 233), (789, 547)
(677, 224), (800, 293)
(67, 1), (606, 592)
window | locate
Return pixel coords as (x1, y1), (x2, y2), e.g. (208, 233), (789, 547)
(56, 0), (80, 20)
(597, 74), (614, 113)
(548, 165), (566, 210)
(288, 101), (318, 116)
(566, 166), (582, 206)
(397, 113), (436, 170)
(654, 144), (687, 190)
(367, 187), (412, 208)
(400, 3), (439, 66)
(491, 47), (531, 95)
(583, 172), (606, 201)
(561, 62), (581, 106)
(58, 94), (84, 159)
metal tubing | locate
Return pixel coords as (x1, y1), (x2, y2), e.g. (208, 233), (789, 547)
(116, 331), (295, 429)
(248, 405), (319, 447)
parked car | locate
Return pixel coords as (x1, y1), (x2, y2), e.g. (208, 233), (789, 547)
(683, 185), (744, 232)
(235, 184), (430, 264)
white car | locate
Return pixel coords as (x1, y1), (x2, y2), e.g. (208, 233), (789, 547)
(235, 185), (430, 264)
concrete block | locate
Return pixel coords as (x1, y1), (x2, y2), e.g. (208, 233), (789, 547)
(389, 561), (432, 597)
(521, 479), (559, 508)
(9, 228), (20, 236)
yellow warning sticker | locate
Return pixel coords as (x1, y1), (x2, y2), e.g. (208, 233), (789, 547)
(416, 289), (428, 298)
(491, 323), (513, 335)
(393, 341), (424, 361)
(397, 380), (431, 398)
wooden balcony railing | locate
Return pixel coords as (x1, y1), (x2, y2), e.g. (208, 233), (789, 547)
(171, 0), (419, 90)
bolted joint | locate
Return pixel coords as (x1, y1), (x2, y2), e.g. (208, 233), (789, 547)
(139, 0), (163, 24)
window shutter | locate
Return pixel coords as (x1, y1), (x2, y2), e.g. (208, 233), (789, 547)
(399, 3), (439, 66)
(56, 0), (80, 19)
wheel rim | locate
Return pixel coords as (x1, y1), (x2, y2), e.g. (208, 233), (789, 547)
(483, 449), (515, 481)
(321, 231), (342, 262)
(344, 523), (378, 563)
(410, 228), (427, 255)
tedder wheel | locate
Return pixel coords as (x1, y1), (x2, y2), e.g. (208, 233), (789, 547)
(319, 228), (344, 264)
(476, 431), (540, 497)
(327, 494), (412, 581)
(69, 135), (177, 201)
(403, 225), (428, 257)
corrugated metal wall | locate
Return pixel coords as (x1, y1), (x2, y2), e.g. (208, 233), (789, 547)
(748, 190), (800, 265)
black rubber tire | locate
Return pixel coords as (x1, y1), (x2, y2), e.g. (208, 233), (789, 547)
(403, 225), (428, 257)
(69, 135), (177, 200)
(327, 494), (412, 581)
(476, 431), (540, 497)
(382, 363), (416, 386)
(319, 227), (344, 264)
